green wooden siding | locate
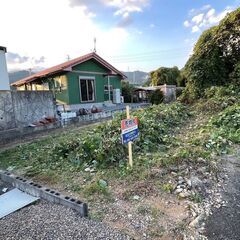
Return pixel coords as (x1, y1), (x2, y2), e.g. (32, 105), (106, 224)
(67, 59), (122, 104)
(104, 76), (121, 101)
(49, 59), (122, 105)
(72, 59), (109, 73)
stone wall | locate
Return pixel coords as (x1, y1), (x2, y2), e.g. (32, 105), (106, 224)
(12, 91), (56, 128)
(0, 91), (56, 131)
(0, 91), (16, 131)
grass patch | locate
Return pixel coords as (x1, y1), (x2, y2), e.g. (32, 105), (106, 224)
(83, 180), (112, 201)
(0, 89), (239, 205)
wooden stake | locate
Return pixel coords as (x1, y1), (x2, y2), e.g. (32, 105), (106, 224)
(126, 106), (133, 168)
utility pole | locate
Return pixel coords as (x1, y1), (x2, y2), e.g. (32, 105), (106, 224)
(93, 37), (97, 53)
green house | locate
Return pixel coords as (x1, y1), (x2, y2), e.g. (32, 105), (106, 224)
(12, 52), (126, 110)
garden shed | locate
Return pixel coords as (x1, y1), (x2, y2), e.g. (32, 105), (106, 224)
(12, 52), (126, 110)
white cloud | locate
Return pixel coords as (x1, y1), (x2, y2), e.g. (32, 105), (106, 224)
(189, 4), (211, 15)
(192, 13), (204, 24)
(184, 5), (234, 34)
(69, 0), (149, 19)
(1, 0), (129, 71)
(184, 20), (190, 27)
(105, 0), (149, 17)
(206, 8), (215, 18)
(192, 26), (200, 33)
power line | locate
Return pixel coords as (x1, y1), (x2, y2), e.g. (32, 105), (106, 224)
(109, 53), (190, 64)
(107, 47), (190, 60)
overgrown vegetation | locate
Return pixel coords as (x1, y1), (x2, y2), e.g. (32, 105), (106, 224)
(149, 89), (164, 105)
(181, 8), (240, 102)
(0, 9), (239, 239)
(121, 81), (134, 103)
(150, 66), (185, 87)
(0, 103), (190, 174)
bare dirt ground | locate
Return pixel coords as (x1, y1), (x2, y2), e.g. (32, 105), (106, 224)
(0, 113), (215, 239)
(31, 174), (190, 239)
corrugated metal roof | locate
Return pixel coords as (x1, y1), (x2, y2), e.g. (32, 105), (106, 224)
(11, 52), (126, 86)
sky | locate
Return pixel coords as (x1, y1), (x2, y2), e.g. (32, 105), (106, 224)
(1, 0), (239, 73)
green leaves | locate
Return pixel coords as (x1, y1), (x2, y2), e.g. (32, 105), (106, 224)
(150, 66), (182, 86)
(181, 8), (240, 102)
(0, 103), (190, 176)
(206, 104), (240, 153)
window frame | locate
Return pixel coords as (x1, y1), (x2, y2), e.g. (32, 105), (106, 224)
(79, 76), (96, 103)
(104, 84), (113, 92)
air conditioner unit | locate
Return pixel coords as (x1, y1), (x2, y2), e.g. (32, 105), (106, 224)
(113, 89), (121, 104)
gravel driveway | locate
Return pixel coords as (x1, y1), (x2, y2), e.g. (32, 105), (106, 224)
(0, 201), (130, 240)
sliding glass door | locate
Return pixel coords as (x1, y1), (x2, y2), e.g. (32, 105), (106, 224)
(79, 78), (95, 102)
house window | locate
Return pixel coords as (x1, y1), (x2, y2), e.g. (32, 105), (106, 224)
(104, 85), (113, 92)
(80, 78), (95, 102)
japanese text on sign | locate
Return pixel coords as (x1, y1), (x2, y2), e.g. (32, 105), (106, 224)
(121, 118), (139, 144)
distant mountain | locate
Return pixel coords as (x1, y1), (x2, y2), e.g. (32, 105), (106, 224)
(8, 70), (33, 84)
(123, 71), (149, 85)
(9, 70), (149, 86)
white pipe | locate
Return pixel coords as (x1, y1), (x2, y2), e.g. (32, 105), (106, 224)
(0, 46), (10, 90)
(108, 75), (111, 101)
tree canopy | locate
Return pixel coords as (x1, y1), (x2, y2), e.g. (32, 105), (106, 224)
(121, 81), (134, 103)
(150, 66), (184, 86)
(181, 8), (240, 102)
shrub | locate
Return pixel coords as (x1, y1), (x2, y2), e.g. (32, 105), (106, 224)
(121, 81), (134, 103)
(149, 89), (164, 105)
(206, 104), (240, 153)
(51, 103), (190, 167)
(182, 8), (240, 101)
(176, 88), (184, 98)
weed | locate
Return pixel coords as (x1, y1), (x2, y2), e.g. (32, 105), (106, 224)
(136, 205), (151, 215)
(189, 192), (202, 203)
(149, 226), (165, 238)
(89, 210), (105, 222)
(83, 180), (111, 200)
(70, 184), (82, 193)
(162, 183), (174, 193)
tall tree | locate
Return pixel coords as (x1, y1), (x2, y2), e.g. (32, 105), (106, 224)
(182, 8), (240, 102)
(150, 66), (181, 86)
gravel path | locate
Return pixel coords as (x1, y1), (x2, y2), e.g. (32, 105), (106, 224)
(205, 150), (240, 240)
(0, 201), (131, 240)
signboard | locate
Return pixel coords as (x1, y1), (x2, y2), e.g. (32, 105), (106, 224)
(121, 117), (139, 144)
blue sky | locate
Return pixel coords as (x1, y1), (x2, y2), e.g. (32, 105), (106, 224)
(1, 0), (239, 72)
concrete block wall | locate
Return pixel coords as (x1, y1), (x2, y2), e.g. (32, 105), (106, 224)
(0, 91), (16, 131)
(0, 90), (56, 131)
(12, 91), (56, 127)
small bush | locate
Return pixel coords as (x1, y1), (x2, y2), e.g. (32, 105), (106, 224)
(83, 180), (110, 197)
(149, 89), (164, 105)
(162, 183), (174, 193)
(205, 104), (240, 153)
(176, 88), (183, 98)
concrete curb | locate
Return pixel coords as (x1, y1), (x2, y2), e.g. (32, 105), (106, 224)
(0, 170), (88, 217)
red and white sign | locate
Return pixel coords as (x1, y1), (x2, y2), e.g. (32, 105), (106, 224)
(121, 117), (139, 144)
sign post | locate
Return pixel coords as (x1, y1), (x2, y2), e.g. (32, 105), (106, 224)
(126, 106), (133, 168)
(121, 106), (139, 168)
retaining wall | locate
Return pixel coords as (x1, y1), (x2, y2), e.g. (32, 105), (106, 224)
(0, 90), (56, 131)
